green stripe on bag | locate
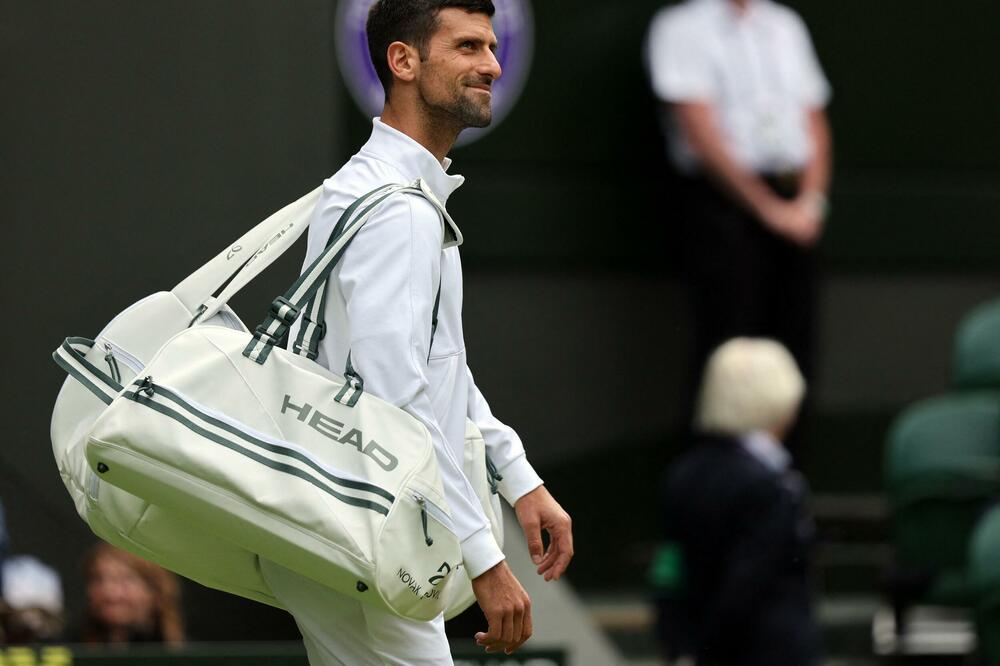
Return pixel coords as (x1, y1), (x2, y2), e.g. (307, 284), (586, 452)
(125, 391), (392, 516)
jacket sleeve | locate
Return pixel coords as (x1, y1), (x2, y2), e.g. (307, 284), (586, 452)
(465, 366), (543, 505)
(335, 195), (504, 578)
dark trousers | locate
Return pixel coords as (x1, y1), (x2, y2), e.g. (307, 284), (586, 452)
(680, 176), (818, 454)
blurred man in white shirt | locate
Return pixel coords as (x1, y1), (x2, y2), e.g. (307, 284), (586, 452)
(646, 0), (832, 451)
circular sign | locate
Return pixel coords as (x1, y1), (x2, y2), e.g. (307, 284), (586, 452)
(335, 0), (533, 146)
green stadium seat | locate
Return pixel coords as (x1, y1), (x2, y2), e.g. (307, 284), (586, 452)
(648, 541), (684, 594)
(969, 504), (1000, 665)
(954, 298), (1000, 390)
(885, 392), (1000, 607)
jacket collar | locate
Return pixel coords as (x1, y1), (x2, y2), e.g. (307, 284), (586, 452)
(695, 431), (790, 473)
(361, 118), (466, 207)
(739, 430), (791, 472)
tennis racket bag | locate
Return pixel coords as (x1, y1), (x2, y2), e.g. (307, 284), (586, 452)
(52, 182), (501, 620)
(51, 187), (320, 608)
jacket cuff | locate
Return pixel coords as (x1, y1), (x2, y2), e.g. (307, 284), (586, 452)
(461, 525), (505, 579)
(497, 454), (544, 506)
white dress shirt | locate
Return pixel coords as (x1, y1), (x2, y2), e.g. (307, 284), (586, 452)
(292, 118), (543, 578)
(646, 0), (831, 173)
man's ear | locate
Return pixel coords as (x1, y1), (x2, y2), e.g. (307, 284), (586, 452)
(386, 41), (418, 84)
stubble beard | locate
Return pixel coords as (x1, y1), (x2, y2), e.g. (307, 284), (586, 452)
(452, 85), (492, 129)
(421, 80), (493, 134)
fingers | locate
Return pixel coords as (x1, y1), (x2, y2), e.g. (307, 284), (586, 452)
(537, 540), (573, 581)
(475, 594), (531, 654)
(474, 611), (507, 652)
(510, 600), (524, 650)
(521, 517), (544, 565)
(506, 598), (533, 655)
(475, 593), (532, 654)
(536, 515), (574, 581)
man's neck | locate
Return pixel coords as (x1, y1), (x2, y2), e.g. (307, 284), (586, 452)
(729, 0), (752, 13)
(380, 104), (458, 165)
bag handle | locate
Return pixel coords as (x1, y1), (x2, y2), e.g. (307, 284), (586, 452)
(172, 186), (322, 321)
(242, 180), (450, 366)
(52, 338), (124, 405)
(288, 187), (373, 361)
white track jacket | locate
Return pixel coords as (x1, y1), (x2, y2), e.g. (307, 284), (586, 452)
(292, 118), (543, 578)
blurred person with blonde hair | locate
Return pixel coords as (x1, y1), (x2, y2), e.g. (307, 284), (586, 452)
(80, 543), (184, 646)
(656, 338), (819, 665)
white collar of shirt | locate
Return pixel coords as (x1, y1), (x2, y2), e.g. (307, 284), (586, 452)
(702, 0), (769, 22)
(739, 430), (791, 472)
(362, 118), (466, 207)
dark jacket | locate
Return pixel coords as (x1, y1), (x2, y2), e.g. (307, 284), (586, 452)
(657, 434), (820, 666)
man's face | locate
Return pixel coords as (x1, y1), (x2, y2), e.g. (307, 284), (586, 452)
(416, 8), (502, 129)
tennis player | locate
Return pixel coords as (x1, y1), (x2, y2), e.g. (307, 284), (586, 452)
(260, 1), (574, 663)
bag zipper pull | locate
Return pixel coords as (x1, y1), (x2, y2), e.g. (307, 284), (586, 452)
(414, 495), (434, 546)
(138, 376), (155, 398)
(104, 343), (122, 384)
(485, 455), (503, 496)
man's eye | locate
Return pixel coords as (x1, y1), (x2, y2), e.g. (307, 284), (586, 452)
(460, 41), (474, 49)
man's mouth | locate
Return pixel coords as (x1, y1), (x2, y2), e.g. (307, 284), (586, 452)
(466, 81), (493, 93)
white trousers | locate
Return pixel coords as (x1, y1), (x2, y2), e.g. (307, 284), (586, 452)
(260, 559), (454, 666)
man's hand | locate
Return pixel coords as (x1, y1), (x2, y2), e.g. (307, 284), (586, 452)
(472, 560), (532, 654)
(515, 485), (574, 581)
(756, 197), (823, 248)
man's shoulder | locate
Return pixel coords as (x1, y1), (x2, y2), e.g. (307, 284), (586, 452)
(760, 0), (811, 34)
(324, 153), (405, 200)
(323, 159), (434, 214)
(318, 165), (442, 246)
(668, 436), (774, 489)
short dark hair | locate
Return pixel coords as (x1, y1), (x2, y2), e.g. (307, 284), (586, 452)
(366, 0), (496, 98)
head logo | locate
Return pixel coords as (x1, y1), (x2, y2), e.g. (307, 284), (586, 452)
(335, 0), (534, 146)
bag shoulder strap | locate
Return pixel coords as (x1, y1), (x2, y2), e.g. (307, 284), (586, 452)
(290, 184), (448, 363)
(244, 180), (451, 368)
(173, 186), (322, 322)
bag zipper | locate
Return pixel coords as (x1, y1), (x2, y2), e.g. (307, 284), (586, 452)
(415, 495), (433, 546)
(103, 344), (122, 384)
(137, 376), (155, 397)
(485, 454), (503, 496)
(99, 338), (143, 373)
(411, 493), (454, 547)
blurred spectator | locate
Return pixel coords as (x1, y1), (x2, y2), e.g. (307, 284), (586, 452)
(80, 543), (184, 646)
(645, 0), (832, 453)
(1, 555), (65, 644)
(656, 338), (819, 665)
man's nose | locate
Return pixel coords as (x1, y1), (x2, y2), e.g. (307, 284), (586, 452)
(480, 49), (502, 80)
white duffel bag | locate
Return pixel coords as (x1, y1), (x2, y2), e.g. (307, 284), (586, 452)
(51, 187), (321, 608)
(52, 181), (502, 620)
